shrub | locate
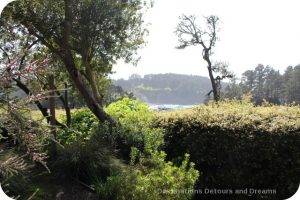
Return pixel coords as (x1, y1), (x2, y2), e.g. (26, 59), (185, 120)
(97, 152), (199, 200)
(55, 98), (160, 180)
(56, 98), (199, 199)
(58, 98), (163, 158)
(54, 123), (118, 181)
(156, 100), (300, 199)
(95, 98), (199, 200)
(55, 109), (116, 181)
(105, 97), (164, 160)
(57, 108), (98, 145)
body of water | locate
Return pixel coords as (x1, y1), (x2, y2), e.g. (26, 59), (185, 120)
(149, 104), (195, 111)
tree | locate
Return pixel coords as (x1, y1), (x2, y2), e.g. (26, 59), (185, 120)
(0, 21), (73, 128)
(175, 15), (231, 101)
(0, 60), (50, 172)
(263, 68), (282, 104)
(223, 75), (243, 100)
(241, 70), (256, 93)
(225, 64), (300, 105)
(283, 65), (300, 104)
(2, 0), (148, 124)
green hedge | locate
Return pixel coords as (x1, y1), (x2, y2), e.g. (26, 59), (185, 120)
(156, 100), (300, 200)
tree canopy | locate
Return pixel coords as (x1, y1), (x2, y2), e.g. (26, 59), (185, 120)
(223, 64), (300, 105)
(1, 0), (148, 123)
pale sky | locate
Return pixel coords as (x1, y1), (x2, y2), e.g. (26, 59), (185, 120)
(112, 0), (300, 80)
(1, 0), (300, 80)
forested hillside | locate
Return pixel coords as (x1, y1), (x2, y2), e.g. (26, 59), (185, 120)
(113, 73), (225, 104)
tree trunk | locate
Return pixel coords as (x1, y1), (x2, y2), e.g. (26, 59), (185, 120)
(207, 66), (219, 101)
(84, 60), (103, 106)
(203, 49), (219, 101)
(62, 0), (115, 125)
(13, 78), (65, 127)
(64, 82), (71, 127)
(61, 51), (116, 125)
(49, 75), (57, 157)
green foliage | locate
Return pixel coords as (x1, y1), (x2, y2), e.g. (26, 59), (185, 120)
(94, 98), (199, 200)
(55, 97), (164, 181)
(2, 0), (150, 123)
(58, 109), (98, 145)
(54, 123), (123, 184)
(55, 109), (117, 181)
(4, 0), (148, 66)
(106, 97), (164, 158)
(158, 99), (299, 132)
(156, 100), (300, 199)
(97, 152), (199, 200)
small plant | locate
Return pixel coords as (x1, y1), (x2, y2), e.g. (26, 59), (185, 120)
(97, 152), (199, 200)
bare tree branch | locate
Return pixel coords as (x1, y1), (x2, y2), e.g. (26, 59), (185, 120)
(175, 14), (223, 101)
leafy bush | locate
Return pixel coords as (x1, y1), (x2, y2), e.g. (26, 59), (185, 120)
(105, 97), (164, 160)
(58, 108), (98, 145)
(156, 100), (300, 199)
(94, 98), (199, 200)
(97, 152), (199, 200)
(54, 123), (118, 182)
(58, 97), (163, 156)
(55, 98), (162, 181)
(56, 98), (199, 199)
(55, 109), (117, 181)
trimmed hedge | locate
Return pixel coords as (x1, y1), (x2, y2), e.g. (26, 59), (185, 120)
(156, 100), (300, 200)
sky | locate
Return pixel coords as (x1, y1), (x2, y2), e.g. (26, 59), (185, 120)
(112, 0), (300, 80)
(1, 0), (300, 80)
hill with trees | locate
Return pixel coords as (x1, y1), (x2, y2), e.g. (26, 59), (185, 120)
(113, 73), (224, 105)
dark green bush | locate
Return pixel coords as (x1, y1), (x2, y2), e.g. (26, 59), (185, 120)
(55, 109), (116, 181)
(156, 100), (300, 200)
(54, 123), (118, 182)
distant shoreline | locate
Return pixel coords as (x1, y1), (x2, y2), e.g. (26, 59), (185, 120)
(149, 104), (195, 111)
